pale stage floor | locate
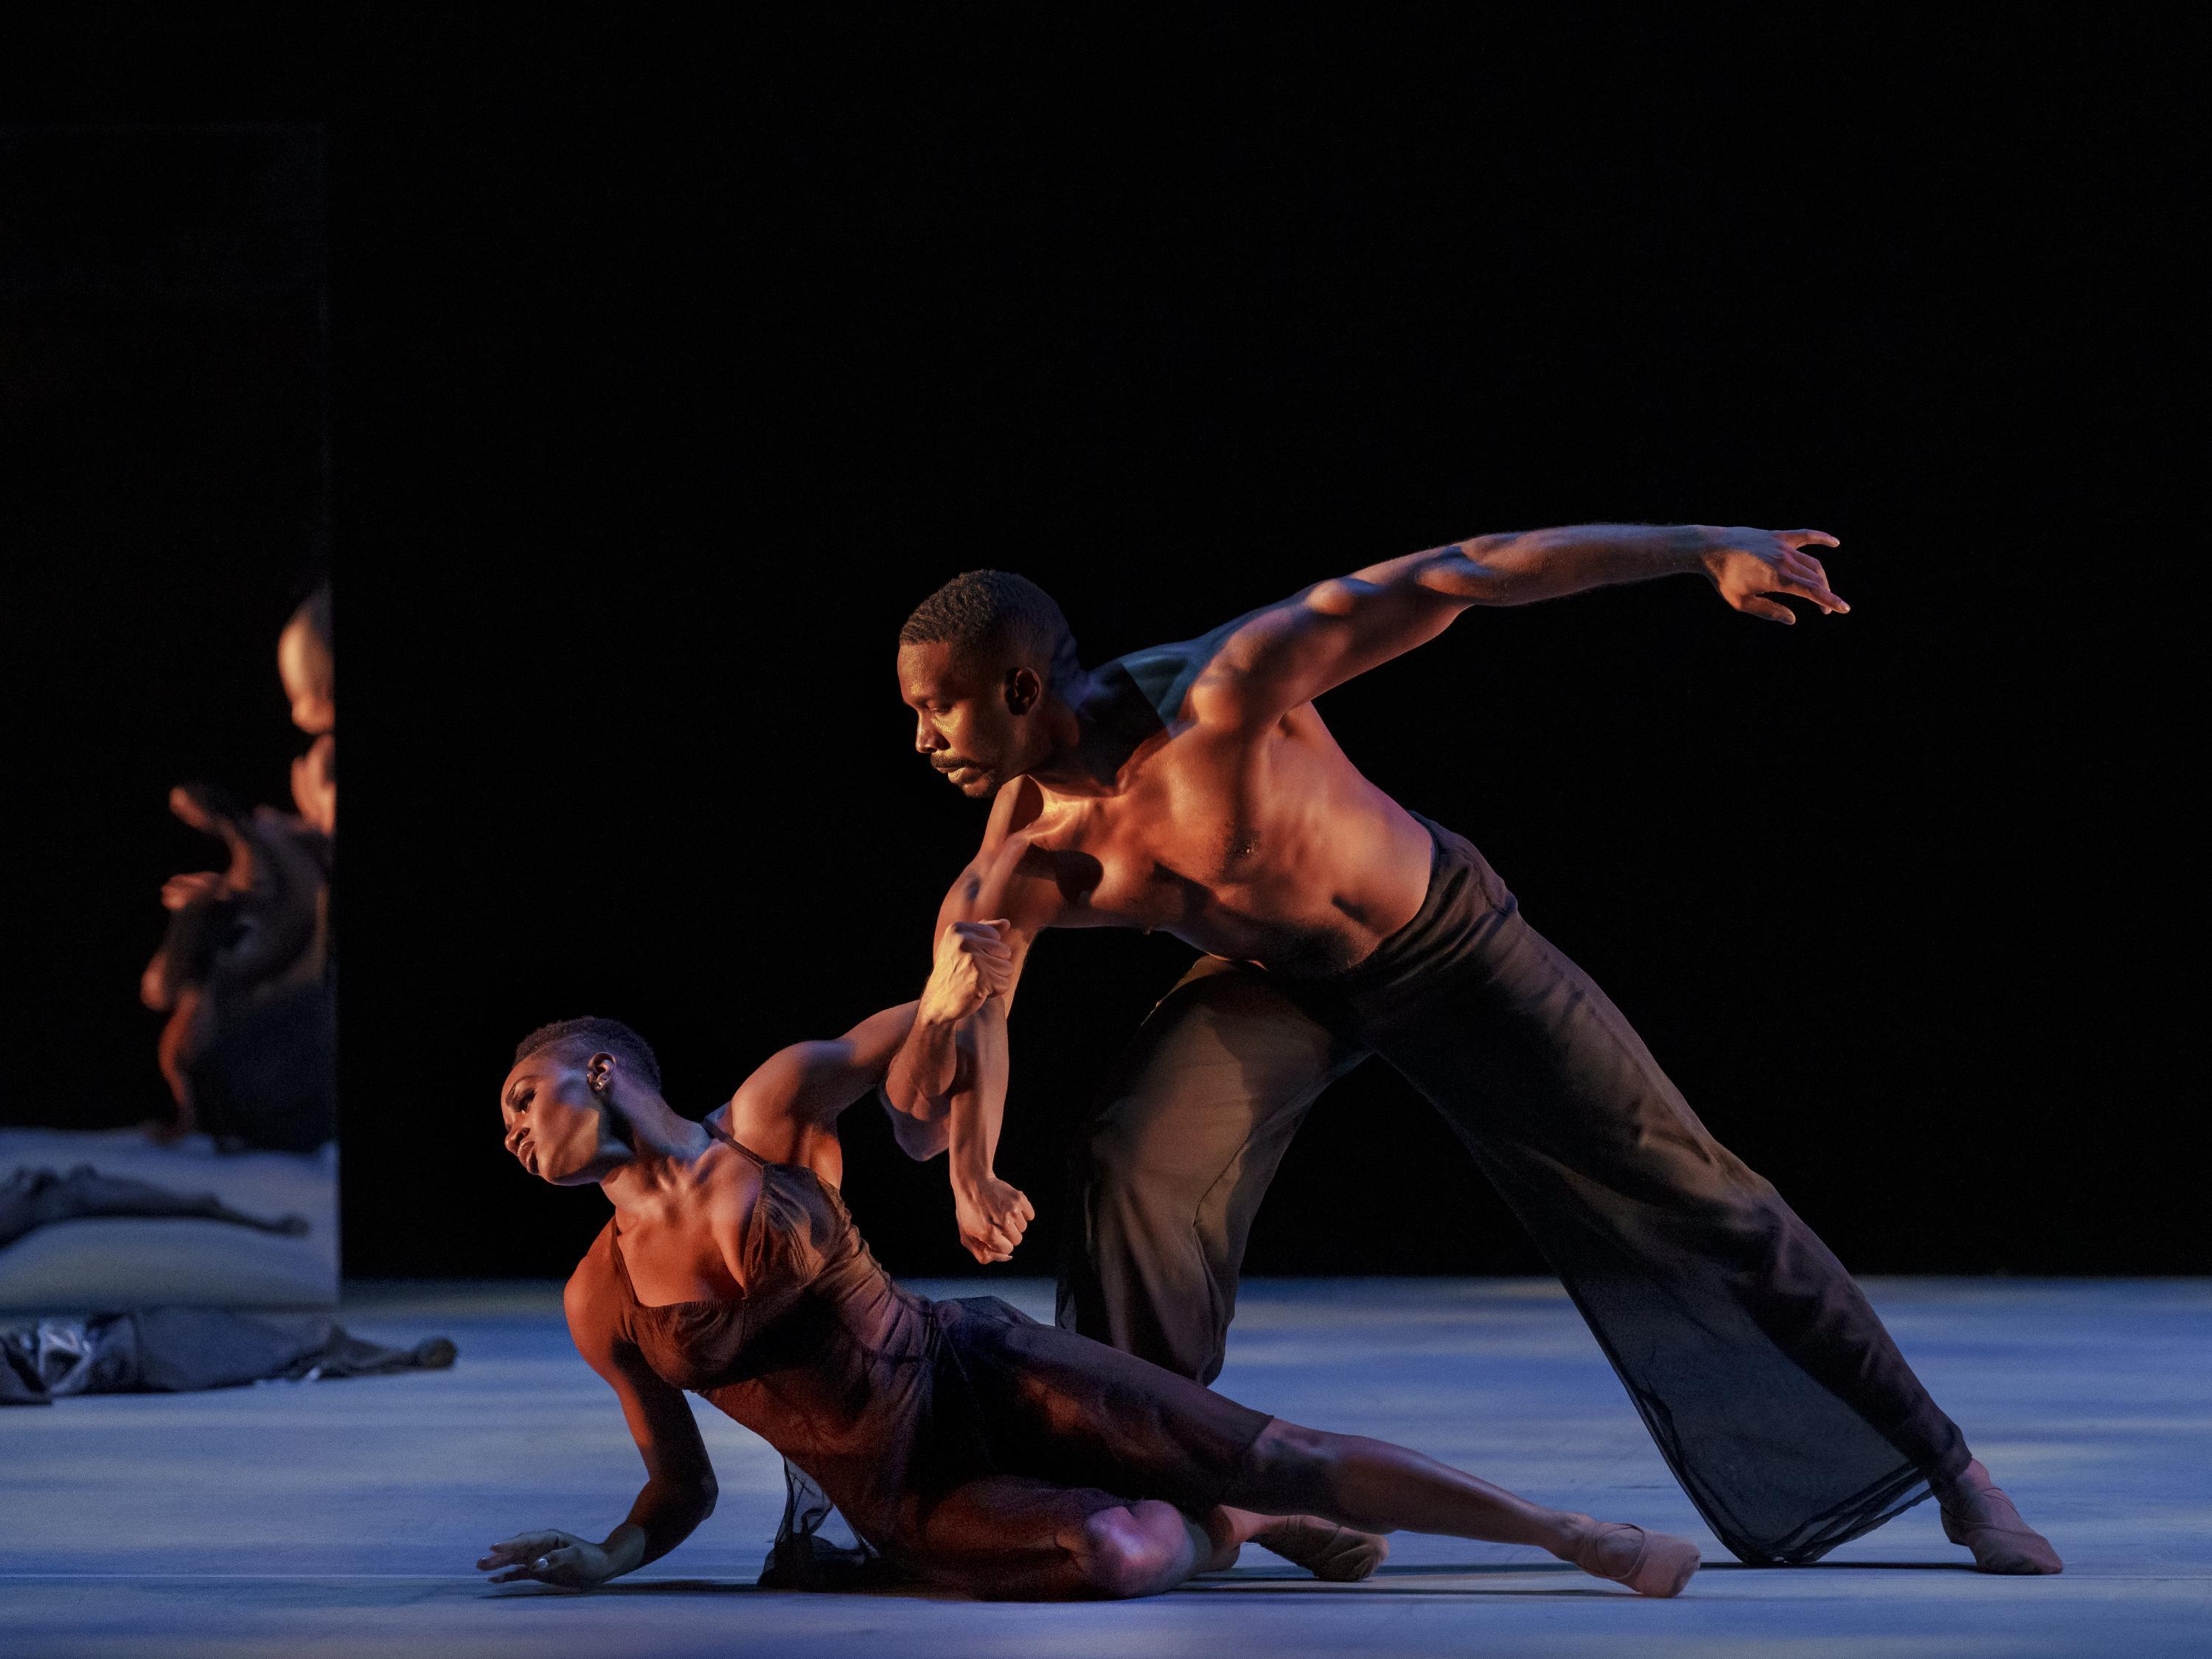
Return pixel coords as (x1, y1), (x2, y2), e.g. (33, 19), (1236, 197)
(4, 1278), (2206, 1658)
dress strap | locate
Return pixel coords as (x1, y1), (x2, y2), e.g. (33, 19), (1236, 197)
(703, 1116), (769, 1167)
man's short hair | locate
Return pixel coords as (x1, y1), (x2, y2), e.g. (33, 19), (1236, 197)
(512, 1016), (661, 1092)
(900, 570), (1076, 675)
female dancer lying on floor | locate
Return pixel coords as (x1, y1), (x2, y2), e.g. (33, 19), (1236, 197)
(477, 955), (1703, 1600)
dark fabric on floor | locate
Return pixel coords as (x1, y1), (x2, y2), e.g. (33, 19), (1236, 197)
(1058, 813), (1966, 1566)
(0, 1165), (310, 1250)
(0, 1307), (454, 1404)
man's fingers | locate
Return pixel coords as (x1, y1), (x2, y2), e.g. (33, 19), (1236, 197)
(1781, 528), (1840, 549)
(1773, 577), (1848, 613)
(964, 1222), (1015, 1256)
(1737, 595), (1796, 624)
(1016, 1193), (1037, 1225)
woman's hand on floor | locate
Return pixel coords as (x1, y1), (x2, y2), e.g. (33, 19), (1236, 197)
(476, 1529), (619, 1589)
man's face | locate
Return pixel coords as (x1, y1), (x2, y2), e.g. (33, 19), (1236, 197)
(899, 641), (1027, 799)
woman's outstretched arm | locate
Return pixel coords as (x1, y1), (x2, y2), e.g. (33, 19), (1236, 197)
(721, 1000), (951, 1172)
(477, 1277), (717, 1589)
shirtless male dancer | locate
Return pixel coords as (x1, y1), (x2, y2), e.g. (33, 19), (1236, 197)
(883, 523), (2061, 1573)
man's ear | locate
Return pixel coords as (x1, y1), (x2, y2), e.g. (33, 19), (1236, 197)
(1004, 665), (1043, 717)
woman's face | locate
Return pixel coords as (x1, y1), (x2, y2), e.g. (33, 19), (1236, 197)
(499, 1050), (628, 1185)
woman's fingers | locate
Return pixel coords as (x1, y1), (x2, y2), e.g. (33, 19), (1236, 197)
(1736, 595), (1797, 625)
(478, 1531), (566, 1572)
(1780, 528), (1840, 549)
(483, 1549), (585, 1587)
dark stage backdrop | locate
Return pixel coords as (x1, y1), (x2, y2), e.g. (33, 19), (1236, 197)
(3, 125), (329, 1128)
(16, 15), (2188, 1279)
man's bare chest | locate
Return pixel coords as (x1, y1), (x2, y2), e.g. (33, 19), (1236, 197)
(1018, 772), (1273, 927)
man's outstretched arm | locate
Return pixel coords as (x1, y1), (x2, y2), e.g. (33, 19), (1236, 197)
(1194, 524), (1846, 729)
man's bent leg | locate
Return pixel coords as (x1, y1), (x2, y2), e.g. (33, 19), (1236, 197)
(1355, 905), (1992, 1565)
(1057, 957), (1364, 1382)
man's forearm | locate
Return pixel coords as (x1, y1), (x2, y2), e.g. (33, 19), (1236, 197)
(946, 1000), (1009, 1194)
(1360, 523), (1708, 608)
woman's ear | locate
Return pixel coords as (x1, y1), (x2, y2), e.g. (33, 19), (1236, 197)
(1004, 665), (1043, 716)
(586, 1051), (616, 1095)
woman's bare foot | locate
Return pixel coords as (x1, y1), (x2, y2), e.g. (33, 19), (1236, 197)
(1252, 1516), (1390, 1582)
(1938, 1461), (2062, 1574)
(1560, 1515), (1700, 1597)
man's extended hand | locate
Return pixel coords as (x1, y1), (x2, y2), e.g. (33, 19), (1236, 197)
(1699, 527), (1848, 624)
(476, 1529), (620, 1589)
(919, 919), (1014, 1026)
(954, 1172), (1035, 1264)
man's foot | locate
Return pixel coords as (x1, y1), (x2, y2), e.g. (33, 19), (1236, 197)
(1938, 1460), (2062, 1574)
(1565, 1517), (1700, 1598)
(1253, 1516), (1390, 1582)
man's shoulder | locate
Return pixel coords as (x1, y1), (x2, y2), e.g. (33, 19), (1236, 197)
(981, 774), (1048, 847)
(1101, 638), (1215, 726)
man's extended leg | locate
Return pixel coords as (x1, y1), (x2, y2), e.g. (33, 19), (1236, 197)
(1057, 956), (1365, 1382)
(1353, 893), (2056, 1570)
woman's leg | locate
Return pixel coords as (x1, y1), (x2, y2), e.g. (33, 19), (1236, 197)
(1206, 1505), (1390, 1581)
(908, 1477), (1220, 1601)
(1225, 1419), (1701, 1597)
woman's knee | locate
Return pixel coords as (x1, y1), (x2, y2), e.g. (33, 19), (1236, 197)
(1068, 1503), (1185, 1599)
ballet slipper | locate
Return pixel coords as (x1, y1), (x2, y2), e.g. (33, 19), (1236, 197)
(1571, 1521), (1700, 1598)
(1939, 1462), (2062, 1575)
(1253, 1517), (1390, 1582)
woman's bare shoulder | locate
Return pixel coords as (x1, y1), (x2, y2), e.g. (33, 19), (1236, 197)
(561, 1224), (624, 1352)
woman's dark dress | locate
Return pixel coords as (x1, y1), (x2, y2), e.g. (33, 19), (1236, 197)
(581, 1125), (1270, 1587)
